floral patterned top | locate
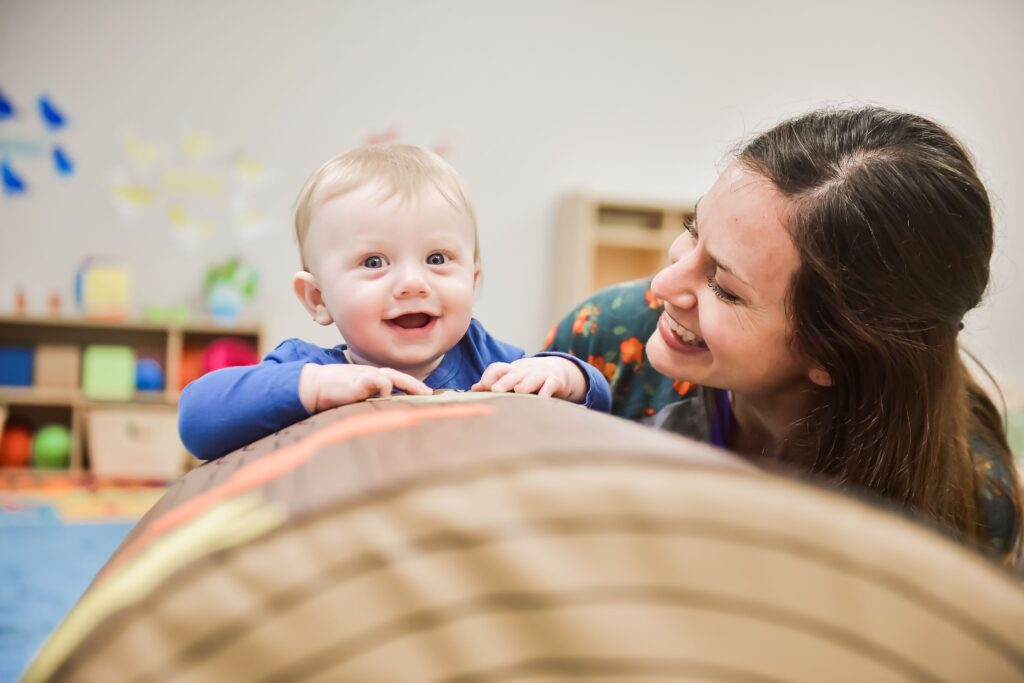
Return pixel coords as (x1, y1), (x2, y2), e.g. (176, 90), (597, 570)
(543, 278), (694, 420)
(545, 278), (1021, 566)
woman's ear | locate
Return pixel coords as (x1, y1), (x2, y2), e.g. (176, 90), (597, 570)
(293, 271), (333, 326)
(808, 365), (833, 388)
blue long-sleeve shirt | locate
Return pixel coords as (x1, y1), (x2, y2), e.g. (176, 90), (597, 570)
(179, 318), (611, 460)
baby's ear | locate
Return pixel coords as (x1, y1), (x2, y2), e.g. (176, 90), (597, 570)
(293, 271), (333, 325)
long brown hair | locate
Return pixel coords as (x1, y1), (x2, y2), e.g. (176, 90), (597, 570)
(736, 106), (1020, 558)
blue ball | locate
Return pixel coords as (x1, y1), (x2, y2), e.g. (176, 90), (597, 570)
(136, 358), (165, 391)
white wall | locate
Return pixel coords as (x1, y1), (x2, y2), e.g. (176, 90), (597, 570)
(3, 0), (1024, 386)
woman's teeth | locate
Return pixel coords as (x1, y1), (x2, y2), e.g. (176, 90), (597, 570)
(667, 316), (707, 348)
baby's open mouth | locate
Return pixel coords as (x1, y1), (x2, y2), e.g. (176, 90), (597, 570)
(389, 313), (435, 329)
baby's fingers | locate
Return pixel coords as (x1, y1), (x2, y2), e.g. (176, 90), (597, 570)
(489, 369), (527, 393)
(381, 368), (432, 396)
(537, 375), (564, 398)
(360, 372), (394, 398)
(505, 374), (544, 395)
(472, 362), (511, 392)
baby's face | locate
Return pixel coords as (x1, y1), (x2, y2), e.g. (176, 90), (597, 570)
(303, 184), (478, 379)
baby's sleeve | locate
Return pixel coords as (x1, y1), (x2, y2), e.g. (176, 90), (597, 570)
(177, 339), (315, 461)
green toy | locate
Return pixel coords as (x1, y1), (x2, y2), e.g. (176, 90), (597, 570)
(82, 345), (136, 400)
(33, 424), (70, 468)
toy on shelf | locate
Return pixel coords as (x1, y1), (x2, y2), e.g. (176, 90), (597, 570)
(203, 337), (259, 373)
(14, 286), (27, 315)
(0, 345), (34, 386)
(204, 258), (257, 326)
(48, 291), (62, 315)
(75, 256), (132, 320)
(0, 420), (33, 468)
(33, 424), (70, 469)
(34, 344), (79, 389)
(135, 358), (165, 391)
(82, 345), (136, 400)
(142, 304), (190, 325)
(177, 346), (205, 390)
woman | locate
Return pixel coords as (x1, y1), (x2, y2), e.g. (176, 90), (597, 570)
(545, 106), (1021, 566)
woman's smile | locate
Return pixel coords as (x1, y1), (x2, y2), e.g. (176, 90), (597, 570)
(658, 311), (708, 352)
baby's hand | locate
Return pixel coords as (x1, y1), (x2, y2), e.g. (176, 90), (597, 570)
(472, 357), (587, 403)
(299, 363), (432, 413)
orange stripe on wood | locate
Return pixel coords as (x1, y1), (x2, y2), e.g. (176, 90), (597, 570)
(100, 403), (493, 580)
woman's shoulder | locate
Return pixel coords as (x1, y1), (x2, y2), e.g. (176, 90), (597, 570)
(545, 278), (695, 420)
(969, 434), (1021, 562)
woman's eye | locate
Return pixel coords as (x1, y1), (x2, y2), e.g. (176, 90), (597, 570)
(682, 216), (697, 238)
(426, 252), (447, 266)
(706, 276), (739, 304)
(363, 256), (385, 268)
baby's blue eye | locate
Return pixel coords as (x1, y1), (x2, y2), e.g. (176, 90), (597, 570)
(426, 252), (447, 265)
(363, 256), (385, 268)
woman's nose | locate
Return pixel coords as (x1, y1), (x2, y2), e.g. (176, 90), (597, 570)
(651, 252), (698, 310)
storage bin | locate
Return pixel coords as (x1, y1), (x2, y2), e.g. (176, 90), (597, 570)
(0, 345), (33, 386)
(82, 345), (136, 400)
(34, 344), (80, 389)
(87, 407), (184, 480)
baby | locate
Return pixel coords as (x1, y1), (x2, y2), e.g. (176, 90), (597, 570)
(179, 144), (610, 460)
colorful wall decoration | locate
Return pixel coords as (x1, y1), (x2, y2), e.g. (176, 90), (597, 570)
(109, 125), (273, 249)
(0, 87), (75, 196)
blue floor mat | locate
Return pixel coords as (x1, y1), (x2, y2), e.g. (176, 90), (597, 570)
(0, 518), (132, 682)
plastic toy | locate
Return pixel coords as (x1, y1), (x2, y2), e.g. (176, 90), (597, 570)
(33, 424), (70, 468)
(0, 421), (33, 467)
(0, 345), (34, 386)
(82, 345), (136, 400)
(178, 346), (205, 390)
(34, 344), (79, 389)
(204, 258), (257, 325)
(203, 337), (259, 373)
(75, 257), (132, 319)
(142, 304), (190, 325)
(136, 358), (165, 391)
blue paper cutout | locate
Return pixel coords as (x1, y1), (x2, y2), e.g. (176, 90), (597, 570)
(38, 95), (66, 131)
(0, 89), (13, 121)
(53, 144), (74, 176)
(2, 159), (26, 195)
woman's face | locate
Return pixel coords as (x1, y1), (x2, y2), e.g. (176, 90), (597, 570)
(646, 163), (828, 399)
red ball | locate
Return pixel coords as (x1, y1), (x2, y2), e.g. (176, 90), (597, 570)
(1, 422), (34, 468)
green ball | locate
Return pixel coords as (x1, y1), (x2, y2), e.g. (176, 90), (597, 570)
(34, 424), (71, 469)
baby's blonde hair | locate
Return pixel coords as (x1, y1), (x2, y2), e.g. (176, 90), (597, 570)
(294, 144), (479, 270)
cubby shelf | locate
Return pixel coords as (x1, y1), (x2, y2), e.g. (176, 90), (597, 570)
(549, 195), (695, 326)
(0, 314), (262, 476)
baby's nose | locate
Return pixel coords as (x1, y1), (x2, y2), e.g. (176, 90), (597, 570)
(393, 266), (430, 297)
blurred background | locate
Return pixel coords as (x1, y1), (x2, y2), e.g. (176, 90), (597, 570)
(2, 0), (1022, 383)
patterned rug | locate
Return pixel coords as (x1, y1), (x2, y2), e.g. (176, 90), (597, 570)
(0, 472), (164, 682)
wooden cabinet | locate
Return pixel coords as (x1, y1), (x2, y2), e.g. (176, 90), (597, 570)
(0, 315), (261, 476)
(549, 195), (694, 326)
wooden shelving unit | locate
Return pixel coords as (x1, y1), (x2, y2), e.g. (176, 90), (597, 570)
(0, 314), (262, 475)
(549, 195), (694, 326)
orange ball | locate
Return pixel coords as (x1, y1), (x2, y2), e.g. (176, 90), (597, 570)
(1, 423), (33, 468)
